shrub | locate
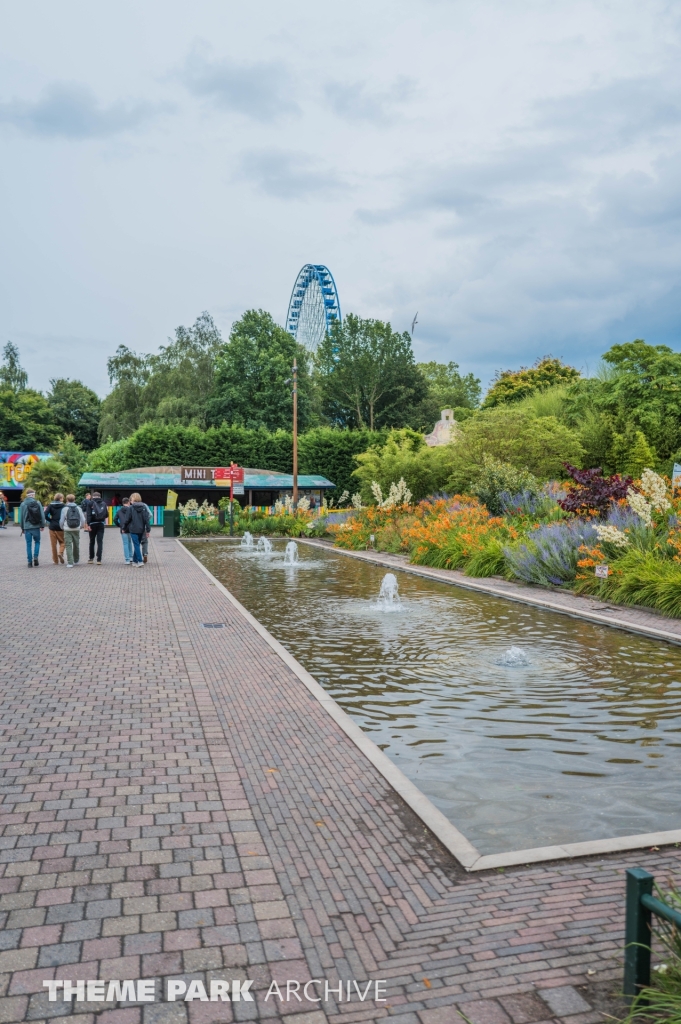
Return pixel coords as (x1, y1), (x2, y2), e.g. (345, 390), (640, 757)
(504, 520), (597, 586)
(22, 458), (75, 504)
(352, 428), (454, 503)
(180, 517), (223, 537)
(559, 463), (633, 517)
(482, 357), (580, 408)
(444, 407), (584, 491)
(86, 423), (384, 497)
(470, 456), (539, 516)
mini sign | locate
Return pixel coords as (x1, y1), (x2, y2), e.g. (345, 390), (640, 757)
(180, 467), (214, 482)
(232, 484), (245, 495)
(595, 564), (609, 579)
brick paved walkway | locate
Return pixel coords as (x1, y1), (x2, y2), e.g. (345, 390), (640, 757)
(1, 527), (680, 1024)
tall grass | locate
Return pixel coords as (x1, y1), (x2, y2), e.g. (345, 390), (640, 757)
(622, 884), (681, 1024)
(610, 551), (681, 617)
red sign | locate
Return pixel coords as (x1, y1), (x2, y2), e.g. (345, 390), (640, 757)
(214, 464), (244, 484)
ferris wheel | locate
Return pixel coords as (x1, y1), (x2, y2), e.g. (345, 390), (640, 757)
(286, 264), (341, 351)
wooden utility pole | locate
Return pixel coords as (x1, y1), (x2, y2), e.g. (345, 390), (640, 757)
(292, 358), (298, 506)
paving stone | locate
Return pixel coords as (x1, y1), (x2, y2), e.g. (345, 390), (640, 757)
(538, 987), (592, 1017)
(1, 530), (680, 1024)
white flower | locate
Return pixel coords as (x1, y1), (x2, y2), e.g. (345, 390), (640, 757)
(351, 493), (363, 510)
(297, 496), (310, 511)
(370, 477), (412, 509)
(595, 523), (629, 548)
(337, 490), (350, 507)
(640, 468), (670, 511)
(627, 489), (653, 526)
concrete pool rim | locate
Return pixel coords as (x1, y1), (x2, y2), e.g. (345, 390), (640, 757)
(179, 537), (681, 872)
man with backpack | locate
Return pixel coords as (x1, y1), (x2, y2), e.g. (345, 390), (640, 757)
(59, 494), (85, 566)
(19, 488), (46, 567)
(44, 492), (66, 564)
(84, 490), (108, 564)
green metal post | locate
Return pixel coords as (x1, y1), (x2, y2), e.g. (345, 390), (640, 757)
(624, 868), (653, 1001)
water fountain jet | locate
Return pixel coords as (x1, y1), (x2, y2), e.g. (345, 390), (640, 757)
(498, 646), (530, 667)
(257, 537), (273, 555)
(284, 541), (299, 565)
(241, 531), (254, 549)
(374, 572), (402, 611)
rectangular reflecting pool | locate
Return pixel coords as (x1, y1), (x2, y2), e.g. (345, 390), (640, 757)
(191, 538), (681, 854)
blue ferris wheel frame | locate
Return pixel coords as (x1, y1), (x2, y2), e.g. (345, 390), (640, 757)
(286, 264), (342, 348)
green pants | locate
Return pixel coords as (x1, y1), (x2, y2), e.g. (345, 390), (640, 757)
(64, 531), (80, 565)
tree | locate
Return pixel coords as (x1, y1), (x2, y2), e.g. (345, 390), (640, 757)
(597, 340), (681, 463)
(98, 346), (149, 441)
(610, 428), (656, 478)
(47, 378), (101, 450)
(208, 310), (313, 431)
(51, 434), (88, 484)
(409, 361), (481, 430)
(483, 357), (580, 408)
(0, 342), (28, 392)
(445, 406), (584, 492)
(317, 314), (427, 430)
(353, 428), (454, 503)
(0, 387), (60, 450)
(23, 458), (75, 504)
(142, 311), (223, 429)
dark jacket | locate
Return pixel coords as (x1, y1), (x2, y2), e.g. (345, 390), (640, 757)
(128, 502), (151, 535)
(113, 506), (132, 532)
(84, 496), (108, 526)
(44, 501), (66, 531)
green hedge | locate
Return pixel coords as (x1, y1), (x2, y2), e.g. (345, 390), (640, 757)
(87, 424), (385, 496)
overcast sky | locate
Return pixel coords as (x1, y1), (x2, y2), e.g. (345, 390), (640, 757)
(1, 0), (680, 397)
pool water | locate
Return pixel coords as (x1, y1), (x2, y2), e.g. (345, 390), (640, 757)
(193, 539), (681, 854)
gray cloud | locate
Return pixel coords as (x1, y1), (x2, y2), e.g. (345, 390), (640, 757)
(238, 148), (347, 199)
(535, 77), (681, 152)
(324, 76), (416, 125)
(181, 50), (298, 122)
(0, 82), (164, 139)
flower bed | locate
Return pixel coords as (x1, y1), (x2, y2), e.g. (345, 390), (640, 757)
(328, 469), (681, 618)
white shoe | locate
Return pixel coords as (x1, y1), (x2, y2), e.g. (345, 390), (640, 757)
(66, 563), (73, 568)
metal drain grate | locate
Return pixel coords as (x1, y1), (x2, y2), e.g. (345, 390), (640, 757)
(202, 622), (225, 629)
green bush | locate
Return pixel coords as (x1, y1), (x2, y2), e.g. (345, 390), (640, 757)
(23, 458), (75, 504)
(445, 406), (584, 491)
(179, 517), (223, 537)
(353, 428), (455, 503)
(86, 423), (384, 497)
(469, 456), (539, 515)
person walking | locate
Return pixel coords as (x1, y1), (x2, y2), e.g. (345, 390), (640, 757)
(44, 492), (66, 564)
(113, 497), (133, 563)
(0, 491), (8, 528)
(59, 494), (85, 566)
(128, 492), (150, 566)
(140, 501), (153, 563)
(84, 491), (108, 564)
(20, 488), (46, 566)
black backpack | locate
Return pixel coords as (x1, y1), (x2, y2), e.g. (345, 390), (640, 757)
(25, 499), (42, 527)
(90, 497), (107, 522)
(65, 505), (81, 529)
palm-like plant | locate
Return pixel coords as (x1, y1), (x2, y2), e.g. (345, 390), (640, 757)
(22, 458), (75, 505)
